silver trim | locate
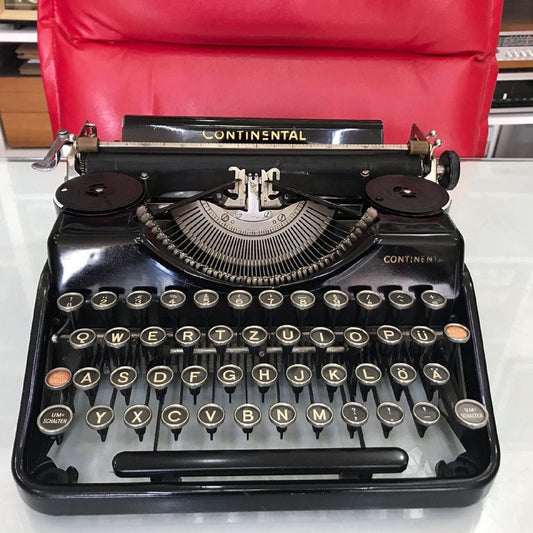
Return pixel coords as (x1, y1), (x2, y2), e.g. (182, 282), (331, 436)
(161, 404), (190, 430)
(355, 290), (383, 311)
(420, 290), (447, 311)
(98, 140), (409, 151)
(227, 290), (253, 311)
(197, 403), (226, 429)
(104, 327), (131, 349)
(193, 289), (219, 309)
(73, 367), (101, 391)
(341, 402), (369, 427)
(234, 403), (262, 429)
(410, 326), (437, 347)
(423, 363), (450, 385)
(454, 399), (489, 429)
(290, 290), (315, 311)
(90, 291), (118, 311)
(285, 364), (313, 387)
(268, 402), (297, 428)
(146, 365), (174, 389)
(85, 405), (115, 430)
(389, 363), (417, 386)
(45, 367), (72, 391)
(343, 327), (369, 349)
(413, 402), (441, 427)
(309, 327), (336, 349)
(258, 289), (284, 310)
(175, 326), (202, 348)
(139, 326), (167, 348)
(241, 325), (268, 347)
(69, 328), (97, 350)
(207, 325), (234, 347)
(160, 289), (186, 310)
(377, 402), (405, 427)
(123, 404), (152, 429)
(444, 323), (471, 344)
(275, 325), (301, 347)
(306, 403), (333, 428)
(217, 364), (244, 387)
(37, 404), (73, 436)
(321, 363), (348, 387)
(376, 325), (403, 346)
(388, 290), (415, 310)
(251, 363), (278, 387)
(355, 363), (382, 386)
(109, 366), (138, 390)
(180, 365), (208, 389)
(126, 290), (153, 310)
(323, 290), (349, 311)
(57, 292), (84, 313)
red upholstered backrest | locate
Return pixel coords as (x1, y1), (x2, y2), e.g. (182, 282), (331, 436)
(37, 0), (503, 157)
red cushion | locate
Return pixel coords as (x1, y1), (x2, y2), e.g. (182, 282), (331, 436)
(44, 0), (502, 55)
(37, 0), (503, 157)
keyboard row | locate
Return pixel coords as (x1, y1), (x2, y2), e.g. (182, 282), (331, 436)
(56, 287), (451, 323)
(60, 323), (471, 354)
(37, 397), (489, 443)
(45, 360), (457, 396)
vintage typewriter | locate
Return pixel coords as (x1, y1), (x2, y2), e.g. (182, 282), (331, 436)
(12, 117), (500, 514)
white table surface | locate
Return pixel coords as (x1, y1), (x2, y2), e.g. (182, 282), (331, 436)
(0, 159), (531, 532)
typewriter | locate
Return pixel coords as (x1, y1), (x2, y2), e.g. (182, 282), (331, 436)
(12, 117), (500, 514)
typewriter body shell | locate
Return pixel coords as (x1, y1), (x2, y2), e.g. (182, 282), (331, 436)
(12, 118), (499, 515)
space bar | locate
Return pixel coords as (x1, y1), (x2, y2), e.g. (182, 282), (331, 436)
(113, 448), (409, 477)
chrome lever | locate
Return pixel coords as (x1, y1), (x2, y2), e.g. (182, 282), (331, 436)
(31, 129), (70, 171)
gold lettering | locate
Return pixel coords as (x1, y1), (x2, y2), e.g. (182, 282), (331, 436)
(202, 131), (214, 140)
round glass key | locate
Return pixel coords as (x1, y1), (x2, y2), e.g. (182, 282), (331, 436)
(323, 290), (349, 311)
(227, 290), (253, 311)
(258, 289), (283, 310)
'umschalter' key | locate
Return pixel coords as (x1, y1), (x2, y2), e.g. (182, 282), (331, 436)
(37, 404), (73, 445)
(454, 399), (489, 430)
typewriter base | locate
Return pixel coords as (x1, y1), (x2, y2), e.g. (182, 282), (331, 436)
(12, 265), (499, 515)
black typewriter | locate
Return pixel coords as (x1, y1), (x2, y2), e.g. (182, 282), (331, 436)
(12, 117), (500, 515)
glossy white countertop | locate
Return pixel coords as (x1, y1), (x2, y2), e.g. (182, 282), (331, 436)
(0, 159), (531, 532)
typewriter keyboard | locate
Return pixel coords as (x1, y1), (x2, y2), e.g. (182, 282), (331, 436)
(39, 286), (488, 483)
